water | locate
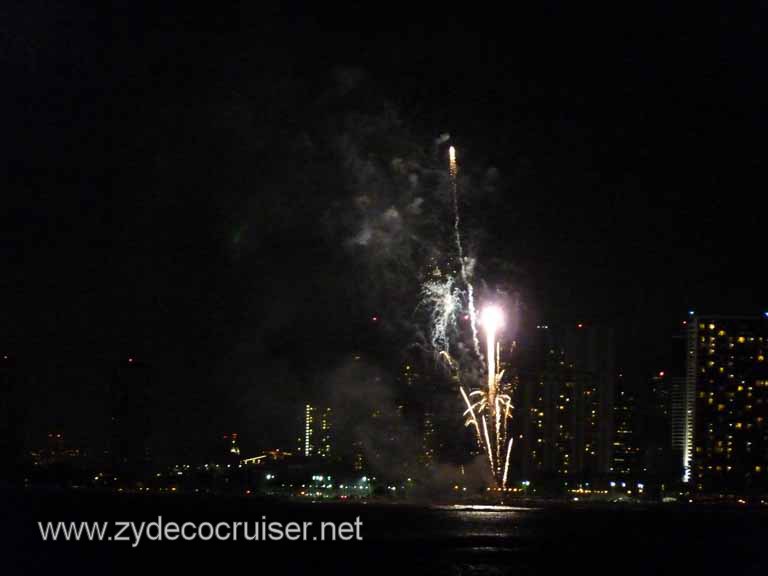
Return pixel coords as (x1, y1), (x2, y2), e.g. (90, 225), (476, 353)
(2, 490), (767, 574)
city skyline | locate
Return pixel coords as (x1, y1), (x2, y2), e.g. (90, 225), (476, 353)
(5, 309), (766, 498)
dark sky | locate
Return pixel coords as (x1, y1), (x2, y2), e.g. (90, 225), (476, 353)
(3, 2), (767, 461)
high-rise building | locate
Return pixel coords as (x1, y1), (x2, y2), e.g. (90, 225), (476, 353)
(420, 411), (435, 469)
(612, 381), (640, 479)
(646, 373), (686, 486)
(299, 403), (333, 459)
(686, 314), (768, 493)
(317, 407), (333, 459)
(300, 404), (315, 456)
(352, 440), (366, 472)
(516, 322), (615, 485)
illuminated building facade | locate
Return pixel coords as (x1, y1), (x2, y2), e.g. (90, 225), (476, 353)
(318, 407), (332, 459)
(420, 411), (435, 469)
(688, 314), (768, 493)
(301, 404), (314, 456)
(299, 404), (333, 459)
(647, 373), (687, 485)
(611, 382), (640, 478)
(352, 440), (365, 472)
(517, 322), (615, 485)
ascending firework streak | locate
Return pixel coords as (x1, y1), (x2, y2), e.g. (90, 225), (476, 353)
(449, 146), (482, 364)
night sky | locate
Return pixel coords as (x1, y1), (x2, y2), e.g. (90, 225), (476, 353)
(3, 3), (767, 462)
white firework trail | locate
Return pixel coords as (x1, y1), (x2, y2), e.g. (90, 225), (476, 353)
(448, 146), (482, 364)
(502, 437), (514, 488)
(481, 415), (494, 476)
(459, 385), (482, 446)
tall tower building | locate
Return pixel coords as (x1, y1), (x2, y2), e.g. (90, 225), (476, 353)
(301, 403), (315, 457)
(517, 322), (615, 485)
(612, 380), (639, 479)
(647, 373), (687, 485)
(317, 407), (333, 459)
(299, 404), (333, 459)
(687, 314), (768, 493)
(420, 411), (436, 469)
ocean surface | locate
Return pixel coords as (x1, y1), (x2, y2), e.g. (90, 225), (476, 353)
(2, 490), (767, 575)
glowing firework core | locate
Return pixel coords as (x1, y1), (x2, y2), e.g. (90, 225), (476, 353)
(481, 305), (504, 335)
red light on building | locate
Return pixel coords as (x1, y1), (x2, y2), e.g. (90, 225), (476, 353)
(659, 371), (665, 377)
(577, 323), (584, 329)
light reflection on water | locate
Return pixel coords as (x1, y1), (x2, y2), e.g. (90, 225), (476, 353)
(435, 504), (541, 512)
(414, 505), (540, 539)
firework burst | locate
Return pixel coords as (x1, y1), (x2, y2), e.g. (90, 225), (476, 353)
(419, 274), (460, 355)
(420, 144), (515, 489)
